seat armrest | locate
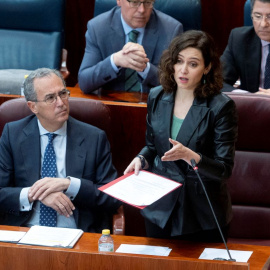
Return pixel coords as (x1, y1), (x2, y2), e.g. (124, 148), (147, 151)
(113, 205), (125, 235)
(60, 48), (70, 79)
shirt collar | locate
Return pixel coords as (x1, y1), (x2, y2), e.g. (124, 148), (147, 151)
(120, 14), (145, 37)
(38, 120), (67, 136)
(261, 39), (270, 47)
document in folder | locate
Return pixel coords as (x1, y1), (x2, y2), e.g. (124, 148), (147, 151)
(17, 226), (83, 248)
(99, 170), (182, 209)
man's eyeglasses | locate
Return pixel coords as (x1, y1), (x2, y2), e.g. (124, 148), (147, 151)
(34, 89), (70, 105)
(251, 13), (270, 23)
(126, 0), (154, 9)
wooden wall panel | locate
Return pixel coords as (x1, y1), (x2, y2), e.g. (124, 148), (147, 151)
(65, 0), (95, 86)
(201, 0), (247, 55)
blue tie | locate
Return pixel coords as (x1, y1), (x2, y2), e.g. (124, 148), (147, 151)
(264, 44), (270, 89)
(39, 133), (57, 227)
(125, 30), (141, 92)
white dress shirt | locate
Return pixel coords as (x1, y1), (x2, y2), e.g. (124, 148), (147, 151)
(20, 120), (81, 228)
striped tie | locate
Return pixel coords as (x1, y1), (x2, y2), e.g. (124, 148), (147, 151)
(125, 30), (141, 92)
(264, 44), (270, 89)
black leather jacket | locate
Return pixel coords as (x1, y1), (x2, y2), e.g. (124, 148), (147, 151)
(140, 86), (238, 236)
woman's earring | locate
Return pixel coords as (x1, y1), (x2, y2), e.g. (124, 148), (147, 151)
(203, 74), (206, 85)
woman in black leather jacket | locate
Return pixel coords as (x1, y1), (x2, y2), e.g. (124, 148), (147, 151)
(124, 30), (238, 242)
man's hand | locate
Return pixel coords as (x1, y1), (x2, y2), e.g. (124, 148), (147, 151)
(41, 192), (75, 217)
(256, 87), (270, 95)
(113, 42), (149, 71)
(29, 177), (70, 201)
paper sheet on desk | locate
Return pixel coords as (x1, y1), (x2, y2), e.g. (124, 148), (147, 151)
(116, 244), (172, 256)
(17, 226), (83, 248)
(199, 248), (253, 262)
(232, 89), (249, 93)
(99, 171), (182, 209)
(0, 230), (26, 243)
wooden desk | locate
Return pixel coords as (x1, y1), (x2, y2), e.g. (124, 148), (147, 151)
(68, 87), (148, 104)
(0, 93), (20, 105)
(1, 225), (270, 270)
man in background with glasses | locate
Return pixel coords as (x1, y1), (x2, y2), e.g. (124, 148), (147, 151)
(78, 0), (183, 94)
(221, 0), (270, 95)
(0, 68), (121, 231)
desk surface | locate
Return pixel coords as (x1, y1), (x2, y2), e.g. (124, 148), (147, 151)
(0, 87), (148, 107)
(67, 87), (148, 107)
(0, 225), (270, 270)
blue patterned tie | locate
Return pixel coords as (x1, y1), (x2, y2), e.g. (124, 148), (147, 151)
(264, 44), (270, 89)
(125, 30), (141, 92)
(39, 133), (57, 227)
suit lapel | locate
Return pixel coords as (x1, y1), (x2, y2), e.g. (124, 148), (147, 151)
(245, 33), (261, 91)
(157, 93), (174, 153)
(142, 10), (158, 62)
(110, 8), (125, 53)
(66, 118), (86, 177)
(176, 98), (209, 147)
(20, 117), (41, 184)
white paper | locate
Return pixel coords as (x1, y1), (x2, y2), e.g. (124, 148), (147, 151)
(116, 244), (172, 256)
(199, 248), (253, 262)
(232, 89), (249, 93)
(0, 230), (26, 243)
(103, 171), (181, 206)
(18, 225), (83, 248)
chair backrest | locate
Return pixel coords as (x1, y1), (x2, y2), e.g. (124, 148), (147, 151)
(226, 93), (270, 246)
(94, 0), (202, 31)
(0, 0), (65, 70)
(0, 98), (112, 144)
(244, 0), (252, 26)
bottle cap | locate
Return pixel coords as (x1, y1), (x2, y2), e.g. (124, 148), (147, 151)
(24, 75), (29, 79)
(102, 229), (110, 235)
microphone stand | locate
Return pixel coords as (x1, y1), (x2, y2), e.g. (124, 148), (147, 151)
(190, 159), (236, 262)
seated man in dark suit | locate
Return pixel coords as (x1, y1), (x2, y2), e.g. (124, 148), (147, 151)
(0, 68), (121, 232)
(221, 0), (270, 95)
(78, 0), (183, 93)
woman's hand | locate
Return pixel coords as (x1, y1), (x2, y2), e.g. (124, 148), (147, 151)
(161, 138), (200, 165)
(124, 156), (148, 175)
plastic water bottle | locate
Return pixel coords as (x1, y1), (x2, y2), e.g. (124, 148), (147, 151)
(98, 229), (114, 252)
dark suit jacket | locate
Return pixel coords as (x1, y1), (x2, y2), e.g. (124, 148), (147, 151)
(139, 86), (238, 236)
(78, 7), (183, 93)
(221, 26), (261, 93)
(0, 115), (121, 232)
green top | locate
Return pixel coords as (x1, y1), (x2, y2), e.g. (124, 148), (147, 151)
(171, 114), (184, 140)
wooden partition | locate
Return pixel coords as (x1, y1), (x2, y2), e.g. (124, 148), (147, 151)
(1, 225), (270, 269)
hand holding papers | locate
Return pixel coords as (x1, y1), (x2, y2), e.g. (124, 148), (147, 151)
(99, 171), (182, 209)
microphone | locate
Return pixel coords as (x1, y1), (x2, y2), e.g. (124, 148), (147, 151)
(190, 159), (236, 262)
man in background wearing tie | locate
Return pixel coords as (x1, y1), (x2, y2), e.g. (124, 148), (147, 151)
(0, 68), (121, 232)
(78, 0), (183, 93)
(221, 0), (270, 95)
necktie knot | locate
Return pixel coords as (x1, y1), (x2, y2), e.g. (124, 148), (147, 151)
(46, 133), (56, 143)
(128, 30), (139, 43)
